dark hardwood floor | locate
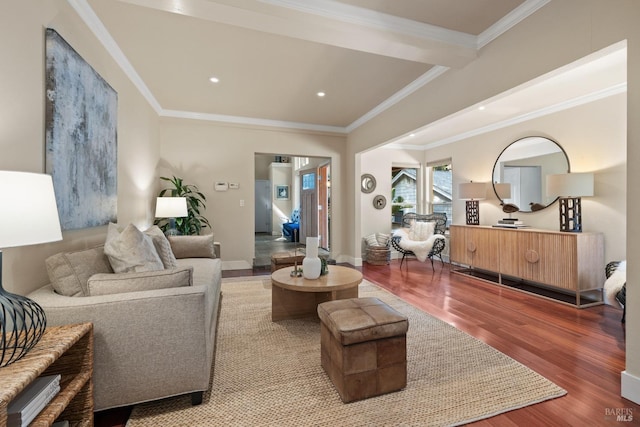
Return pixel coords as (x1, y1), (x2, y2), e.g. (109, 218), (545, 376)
(96, 260), (639, 426)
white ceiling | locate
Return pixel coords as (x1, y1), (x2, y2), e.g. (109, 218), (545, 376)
(71, 0), (626, 148)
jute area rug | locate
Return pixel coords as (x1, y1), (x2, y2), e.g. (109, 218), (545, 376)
(127, 277), (566, 427)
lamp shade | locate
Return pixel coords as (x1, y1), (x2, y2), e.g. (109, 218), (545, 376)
(494, 182), (511, 200)
(546, 173), (594, 197)
(0, 171), (62, 249)
(459, 182), (486, 200)
(155, 197), (188, 218)
(0, 171), (62, 367)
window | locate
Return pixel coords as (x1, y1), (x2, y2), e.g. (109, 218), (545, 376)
(426, 159), (452, 228)
(391, 166), (418, 228)
(302, 172), (315, 190)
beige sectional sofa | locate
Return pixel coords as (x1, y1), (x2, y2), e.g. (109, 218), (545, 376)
(28, 227), (222, 411)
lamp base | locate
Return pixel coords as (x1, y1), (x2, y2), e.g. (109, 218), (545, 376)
(465, 200), (480, 225)
(164, 217), (180, 236)
(558, 197), (583, 232)
(0, 252), (47, 367)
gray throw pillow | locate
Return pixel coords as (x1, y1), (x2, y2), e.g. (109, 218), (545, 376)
(168, 234), (216, 259)
(87, 266), (193, 296)
(104, 223), (164, 273)
(144, 225), (178, 269)
(46, 246), (113, 297)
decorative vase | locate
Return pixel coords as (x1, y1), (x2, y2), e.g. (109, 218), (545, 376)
(303, 237), (322, 280)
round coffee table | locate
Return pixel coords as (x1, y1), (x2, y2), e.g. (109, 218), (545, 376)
(271, 265), (363, 321)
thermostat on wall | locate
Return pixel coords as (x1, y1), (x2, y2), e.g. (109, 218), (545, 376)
(215, 182), (228, 191)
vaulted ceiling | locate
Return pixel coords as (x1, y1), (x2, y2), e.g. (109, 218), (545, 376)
(74, 0), (625, 147)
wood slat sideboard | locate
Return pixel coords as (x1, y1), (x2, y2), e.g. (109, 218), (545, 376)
(0, 323), (93, 427)
(450, 225), (604, 307)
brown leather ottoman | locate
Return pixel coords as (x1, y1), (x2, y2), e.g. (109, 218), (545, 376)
(317, 297), (408, 403)
(270, 251), (305, 272)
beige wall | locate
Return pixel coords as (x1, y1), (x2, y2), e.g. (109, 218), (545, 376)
(348, 0), (640, 402)
(158, 118), (346, 269)
(357, 149), (423, 263)
(437, 93), (624, 261)
(3, 0), (639, 404)
(0, 0), (160, 295)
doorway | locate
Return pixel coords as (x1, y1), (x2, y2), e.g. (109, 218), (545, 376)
(253, 154), (331, 268)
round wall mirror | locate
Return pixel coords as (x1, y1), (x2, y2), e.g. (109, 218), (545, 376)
(492, 136), (569, 212)
(361, 174), (376, 193)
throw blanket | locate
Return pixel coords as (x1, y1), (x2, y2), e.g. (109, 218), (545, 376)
(604, 260), (626, 306)
(393, 228), (444, 262)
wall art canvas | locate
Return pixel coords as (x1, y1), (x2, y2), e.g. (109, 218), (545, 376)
(275, 185), (290, 200)
(45, 28), (117, 230)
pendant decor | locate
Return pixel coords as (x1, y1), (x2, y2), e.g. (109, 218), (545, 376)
(303, 237), (322, 280)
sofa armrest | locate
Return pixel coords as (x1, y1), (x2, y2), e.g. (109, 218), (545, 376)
(29, 279), (221, 410)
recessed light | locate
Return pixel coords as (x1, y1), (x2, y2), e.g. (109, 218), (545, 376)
(317, 92), (325, 97)
(209, 76), (220, 83)
(410, 133), (416, 137)
(478, 105), (486, 111)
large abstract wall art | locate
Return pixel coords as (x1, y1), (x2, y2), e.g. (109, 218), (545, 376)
(45, 28), (117, 230)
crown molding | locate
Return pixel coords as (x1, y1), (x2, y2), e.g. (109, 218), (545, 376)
(161, 110), (347, 134)
(69, 0), (549, 134)
(67, 0), (162, 114)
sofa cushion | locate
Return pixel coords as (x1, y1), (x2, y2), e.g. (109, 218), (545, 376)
(86, 266), (193, 296)
(176, 258), (221, 287)
(168, 234), (216, 259)
(144, 225), (178, 269)
(46, 246), (113, 297)
(104, 223), (165, 273)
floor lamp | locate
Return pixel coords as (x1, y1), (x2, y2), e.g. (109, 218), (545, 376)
(0, 171), (63, 367)
(546, 173), (594, 232)
(459, 182), (486, 225)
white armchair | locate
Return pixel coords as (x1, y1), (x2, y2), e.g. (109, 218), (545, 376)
(391, 213), (447, 269)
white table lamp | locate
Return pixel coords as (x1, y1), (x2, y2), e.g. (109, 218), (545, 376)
(0, 171), (63, 367)
(546, 172), (594, 232)
(155, 197), (188, 235)
(459, 182), (486, 225)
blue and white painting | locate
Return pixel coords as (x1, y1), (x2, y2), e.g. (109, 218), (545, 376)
(45, 28), (117, 230)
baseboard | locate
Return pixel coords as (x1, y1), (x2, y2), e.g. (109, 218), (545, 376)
(336, 254), (361, 267)
(222, 260), (252, 270)
(622, 370), (640, 404)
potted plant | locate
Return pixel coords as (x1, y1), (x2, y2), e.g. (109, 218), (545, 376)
(391, 189), (408, 223)
(154, 175), (211, 235)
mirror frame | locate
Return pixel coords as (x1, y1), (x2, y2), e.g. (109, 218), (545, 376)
(492, 136), (570, 212)
(361, 173), (376, 193)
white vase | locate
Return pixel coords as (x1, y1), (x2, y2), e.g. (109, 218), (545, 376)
(303, 237), (321, 279)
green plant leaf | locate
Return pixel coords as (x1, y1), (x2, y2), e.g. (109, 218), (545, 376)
(157, 175), (210, 235)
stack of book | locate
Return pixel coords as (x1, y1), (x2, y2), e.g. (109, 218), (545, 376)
(493, 218), (530, 228)
(7, 374), (61, 427)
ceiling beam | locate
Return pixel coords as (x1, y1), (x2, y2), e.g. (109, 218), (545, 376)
(115, 0), (478, 67)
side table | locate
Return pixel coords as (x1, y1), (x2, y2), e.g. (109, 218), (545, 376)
(0, 323), (94, 427)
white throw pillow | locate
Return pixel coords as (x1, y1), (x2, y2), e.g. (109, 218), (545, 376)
(364, 234), (379, 247)
(408, 221), (435, 241)
(104, 223), (165, 273)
